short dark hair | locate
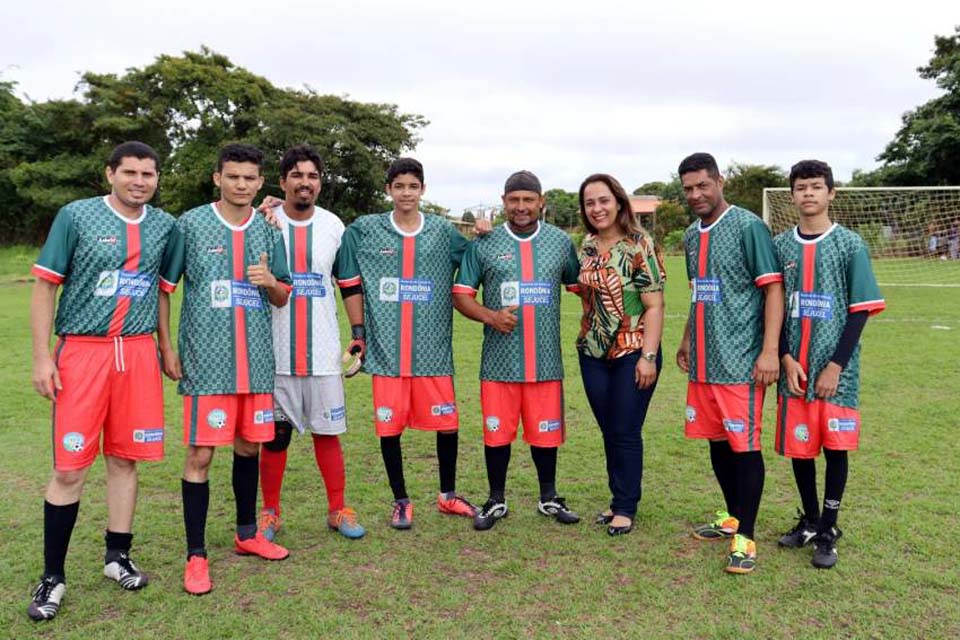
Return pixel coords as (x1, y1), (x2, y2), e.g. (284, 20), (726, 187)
(578, 173), (640, 236)
(386, 157), (424, 185)
(279, 144), (324, 180)
(107, 141), (160, 172)
(678, 152), (720, 179)
(789, 159), (834, 191)
(217, 143), (264, 173)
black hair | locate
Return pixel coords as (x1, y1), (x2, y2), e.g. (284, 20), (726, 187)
(217, 143), (264, 173)
(107, 141), (160, 172)
(279, 144), (324, 180)
(789, 159), (834, 191)
(678, 152), (720, 179)
(386, 157), (424, 185)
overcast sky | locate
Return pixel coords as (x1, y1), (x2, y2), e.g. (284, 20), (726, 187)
(3, 1), (959, 213)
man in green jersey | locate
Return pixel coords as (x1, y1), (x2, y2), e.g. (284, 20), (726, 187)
(453, 170), (582, 531)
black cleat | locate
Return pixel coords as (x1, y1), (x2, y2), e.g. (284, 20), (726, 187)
(778, 509), (818, 548)
(537, 496), (580, 524)
(473, 499), (508, 531)
(27, 576), (65, 621)
(812, 526), (843, 569)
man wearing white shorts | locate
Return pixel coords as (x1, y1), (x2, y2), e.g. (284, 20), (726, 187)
(258, 144), (366, 540)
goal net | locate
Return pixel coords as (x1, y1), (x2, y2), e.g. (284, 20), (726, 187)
(763, 187), (960, 287)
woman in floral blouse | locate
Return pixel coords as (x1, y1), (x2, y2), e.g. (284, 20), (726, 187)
(576, 174), (666, 535)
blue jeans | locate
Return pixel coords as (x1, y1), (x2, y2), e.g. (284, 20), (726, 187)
(578, 349), (661, 519)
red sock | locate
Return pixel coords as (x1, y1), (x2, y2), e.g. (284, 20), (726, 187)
(259, 447), (287, 515)
(313, 434), (345, 513)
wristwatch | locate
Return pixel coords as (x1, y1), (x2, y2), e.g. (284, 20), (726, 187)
(641, 352), (657, 363)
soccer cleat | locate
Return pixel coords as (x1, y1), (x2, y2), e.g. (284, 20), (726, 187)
(103, 552), (149, 590)
(812, 526), (843, 569)
(257, 508), (282, 542)
(777, 509), (818, 548)
(473, 499), (508, 531)
(692, 510), (739, 540)
(537, 496), (580, 524)
(437, 493), (479, 518)
(234, 533), (290, 561)
(27, 576), (65, 621)
(390, 499), (413, 530)
(328, 507), (366, 539)
(725, 534), (758, 574)
(183, 555), (212, 595)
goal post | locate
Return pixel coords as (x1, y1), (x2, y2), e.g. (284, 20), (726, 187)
(763, 186), (960, 287)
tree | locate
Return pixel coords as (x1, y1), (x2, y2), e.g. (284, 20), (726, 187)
(722, 162), (787, 216)
(634, 178), (683, 202)
(543, 188), (580, 229)
(420, 200), (449, 217)
(875, 26), (960, 185)
(650, 200), (692, 245)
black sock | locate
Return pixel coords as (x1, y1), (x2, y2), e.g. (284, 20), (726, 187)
(530, 446), (558, 501)
(734, 451), (765, 539)
(233, 452), (259, 540)
(43, 500), (79, 580)
(104, 530), (133, 564)
(709, 440), (738, 515)
(380, 435), (407, 501)
(791, 458), (820, 523)
(182, 479), (209, 559)
(821, 448), (849, 532)
(484, 444), (510, 503)
(436, 431), (458, 495)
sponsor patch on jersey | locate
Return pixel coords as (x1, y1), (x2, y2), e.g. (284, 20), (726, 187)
(723, 419), (745, 433)
(62, 432), (85, 453)
(97, 270), (152, 298)
(685, 406), (697, 423)
(210, 280), (264, 309)
(500, 281), (553, 306)
(794, 424), (810, 442)
(206, 245), (226, 255)
(485, 416), (500, 432)
(94, 270), (119, 297)
(796, 292), (834, 320)
(253, 409), (274, 425)
(496, 252), (514, 262)
(292, 272), (327, 298)
(692, 277), (722, 303)
(376, 407), (393, 423)
(827, 418), (857, 432)
(378, 277), (434, 303)
(328, 406), (347, 422)
(207, 409), (228, 430)
(97, 235), (119, 245)
(538, 419), (562, 433)
(430, 402), (456, 416)
(133, 428), (164, 443)
(378, 247), (396, 257)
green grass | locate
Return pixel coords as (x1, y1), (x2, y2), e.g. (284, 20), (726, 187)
(1, 246), (958, 639)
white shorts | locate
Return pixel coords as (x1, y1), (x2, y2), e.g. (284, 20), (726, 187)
(273, 374), (347, 436)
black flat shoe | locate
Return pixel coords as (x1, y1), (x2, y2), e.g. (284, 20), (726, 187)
(595, 512), (614, 525)
(607, 523), (633, 536)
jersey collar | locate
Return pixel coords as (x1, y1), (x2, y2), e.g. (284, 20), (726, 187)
(792, 222), (838, 245)
(211, 202), (255, 231)
(504, 220), (541, 242)
(277, 205), (316, 227)
(389, 211), (424, 237)
(103, 196), (147, 225)
(697, 205), (733, 233)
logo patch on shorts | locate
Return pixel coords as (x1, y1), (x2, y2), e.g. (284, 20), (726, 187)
(538, 420), (562, 433)
(133, 428), (164, 443)
(723, 419), (745, 433)
(62, 432), (85, 453)
(328, 406), (347, 422)
(685, 406), (697, 423)
(485, 416), (500, 432)
(431, 403), (456, 416)
(794, 424), (810, 443)
(207, 409), (228, 430)
(273, 406), (288, 422)
(253, 409), (274, 425)
(376, 407), (393, 423)
(827, 418), (857, 432)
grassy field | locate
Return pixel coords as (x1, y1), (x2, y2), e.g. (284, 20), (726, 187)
(0, 247), (958, 639)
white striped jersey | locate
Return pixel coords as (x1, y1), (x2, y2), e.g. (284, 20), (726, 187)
(271, 206), (345, 376)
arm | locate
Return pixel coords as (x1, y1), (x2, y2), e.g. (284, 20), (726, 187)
(340, 288), (366, 374)
(635, 290), (664, 389)
(676, 317), (691, 373)
(158, 291), (182, 380)
(30, 280), (61, 400)
(779, 316), (806, 396)
(814, 309), (870, 399)
(752, 281), (784, 386)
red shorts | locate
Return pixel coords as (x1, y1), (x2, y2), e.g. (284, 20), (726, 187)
(775, 395), (861, 458)
(52, 335), (164, 471)
(684, 382), (764, 453)
(372, 375), (458, 437)
(480, 380), (565, 448)
(183, 394), (275, 447)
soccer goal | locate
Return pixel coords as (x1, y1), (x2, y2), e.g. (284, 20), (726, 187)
(763, 187), (960, 287)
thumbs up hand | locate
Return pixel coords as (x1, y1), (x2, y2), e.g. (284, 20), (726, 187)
(247, 252), (277, 288)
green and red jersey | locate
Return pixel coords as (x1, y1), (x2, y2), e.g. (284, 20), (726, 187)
(683, 205), (782, 384)
(166, 203), (292, 396)
(32, 196), (179, 337)
(335, 212), (467, 378)
(774, 224), (885, 408)
(453, 222), (580, 383)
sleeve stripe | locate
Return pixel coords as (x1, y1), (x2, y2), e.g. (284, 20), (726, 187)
(337, 276), (361, 288)
(754, 273), (783, 287)
(159, 278), (177, 294)
(452, 284), (478, 297)
(849, 299), (886, 316)
(277, 281), (293, 294)
(31, 264), (65, 284)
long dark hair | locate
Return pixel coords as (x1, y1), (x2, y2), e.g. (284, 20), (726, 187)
(578, 173), (640, 236)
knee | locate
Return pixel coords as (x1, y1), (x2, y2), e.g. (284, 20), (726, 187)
(185, 446), (214, 473)
(104, 455), (137, 475)
(52, 468), (87, 491)
(263, 422), (293, 452)
(233, 438), (260, 458)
